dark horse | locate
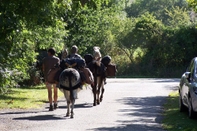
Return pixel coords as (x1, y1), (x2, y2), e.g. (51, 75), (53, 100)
(84, 54), (106, 106)
(89, 62), (106, 106)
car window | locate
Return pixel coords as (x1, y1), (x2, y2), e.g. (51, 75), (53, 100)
(188, 59), (194, 72)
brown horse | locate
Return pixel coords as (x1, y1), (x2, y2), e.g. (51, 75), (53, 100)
(84, 54), (106, 106)
(90, 62), (105, 106)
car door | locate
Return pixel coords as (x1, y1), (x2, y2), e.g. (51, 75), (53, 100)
(182, 59), (195, 106)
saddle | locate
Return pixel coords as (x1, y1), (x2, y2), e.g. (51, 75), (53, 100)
(58, 58), (91, 85)
(106, 63), (117, 77)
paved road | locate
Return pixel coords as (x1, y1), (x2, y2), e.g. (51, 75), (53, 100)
(0, 78), (179, 131)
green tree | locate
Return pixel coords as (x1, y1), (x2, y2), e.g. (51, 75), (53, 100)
(64, 0), (125, 56)
(125, 0), (188, 25)
(0, 0), (69, 92)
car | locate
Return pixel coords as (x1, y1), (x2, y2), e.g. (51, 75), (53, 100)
(179, 57), (197, 118)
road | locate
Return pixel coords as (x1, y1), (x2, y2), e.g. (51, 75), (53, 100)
(0, 78), (179, 131)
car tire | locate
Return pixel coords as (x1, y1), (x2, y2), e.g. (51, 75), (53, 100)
(179, 95), (187, 112)
(188, 97), (196, 119)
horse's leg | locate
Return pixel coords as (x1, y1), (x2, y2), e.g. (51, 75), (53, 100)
(66, 101), (70, 117)
(100, 79), (104, 102)
(70, 98), (75, 118)
(92, 84), (97, 106)
(96, 76), (101, 105)
(63, 90), (70, 117)
(97, 76), (105, 103)
(90, 74), (97, 106)
(70, 90), (76, 118)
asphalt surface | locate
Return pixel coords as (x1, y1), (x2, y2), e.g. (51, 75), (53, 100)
(0, 78), (179, 131)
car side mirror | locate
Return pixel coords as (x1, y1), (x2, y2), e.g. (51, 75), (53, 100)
(185, 72), (191, 82)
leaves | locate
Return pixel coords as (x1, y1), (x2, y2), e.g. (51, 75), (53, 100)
(0, 0), (69, 90)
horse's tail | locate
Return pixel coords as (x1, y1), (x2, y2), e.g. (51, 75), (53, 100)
(68, 71), (74, 101)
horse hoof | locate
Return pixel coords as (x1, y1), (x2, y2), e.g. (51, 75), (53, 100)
(97, 100), (100, 105)
(66, 113), (69, 117)
(93, 103), (96, 106)
(70, 115), (74, 118)
(100, 98), (103, 102)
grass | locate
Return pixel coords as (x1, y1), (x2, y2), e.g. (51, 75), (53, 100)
(162, 91), (197, 131)
(0, 85), (64, 109)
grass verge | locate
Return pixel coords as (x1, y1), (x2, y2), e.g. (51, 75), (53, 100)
(0, 85), (63, 109)
(163, 91), (197, 131)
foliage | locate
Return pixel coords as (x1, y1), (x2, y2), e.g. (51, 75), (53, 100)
(187, 0), (197, 12)
(0, 0), (69, 92)
(116, 0), (196, 77)
(64, 0), (126, 56)
(0, 0), (124, 93)
(165, 6), (191, 27)
(125, 0), (188, 25)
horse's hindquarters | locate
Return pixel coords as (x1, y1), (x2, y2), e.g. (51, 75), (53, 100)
(62, 89), (78, 100)
(59, 68), (81, 90)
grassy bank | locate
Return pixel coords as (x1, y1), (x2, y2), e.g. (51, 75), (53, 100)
(162, 91), (197, 131)
(0, 85), (64, 109)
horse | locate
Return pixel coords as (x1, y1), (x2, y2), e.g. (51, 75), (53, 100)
(91, 62), (106, 106)
(84, 53), (117, 106)
(59, 68), (82, 118)
(84, 54), (106, 106)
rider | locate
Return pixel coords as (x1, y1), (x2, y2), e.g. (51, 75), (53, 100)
(93, 46), (102, 66)
(65, 45), (82, 68)
(68, 45), (82, 59)
(60, 48), (68, 60)
(92, 46), (107, 84)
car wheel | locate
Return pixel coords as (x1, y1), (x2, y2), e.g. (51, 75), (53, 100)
(179, 95), (187, 112)
(188, 97), (196, 119)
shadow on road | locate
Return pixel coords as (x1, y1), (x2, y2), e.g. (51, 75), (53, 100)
(117, 96), (166, 119)
(0, 110), (49, 115)
(13, 114), (65, 121)
(58, 103), (93, 109)
(1, 103), (93, 122)
(89, 124), (165, 131)
(90, 96), (168, 131)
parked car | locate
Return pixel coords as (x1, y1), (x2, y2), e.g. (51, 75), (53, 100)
(179, 57), (197, 118)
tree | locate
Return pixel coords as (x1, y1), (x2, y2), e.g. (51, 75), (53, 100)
(63, 0), (125, 56)
(0, 0), (69, 92)
(125, 0), (188, 25)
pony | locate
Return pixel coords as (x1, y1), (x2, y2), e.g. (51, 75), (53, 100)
(59, 68), (82, 118)
(84, 51), (117, 106)
(84, 52), (106, 106)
